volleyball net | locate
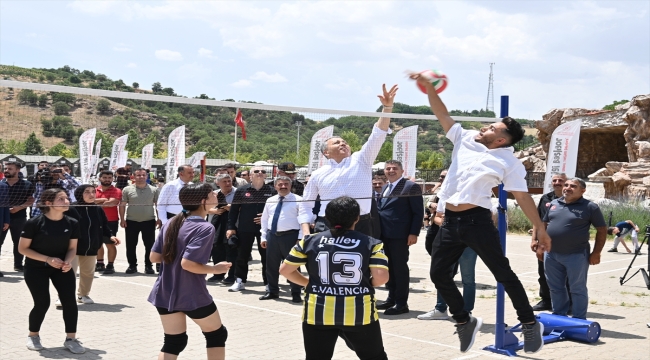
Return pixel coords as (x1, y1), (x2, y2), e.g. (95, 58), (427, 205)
(0, 78), (497, 208)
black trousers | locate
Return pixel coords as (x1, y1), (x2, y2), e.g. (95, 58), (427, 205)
(234, 231), (267, 284)
(125, 219), (156, 268)
(424, 224), (440, 256)
(302, 321), (387, 360)
(266, 230), (302, 294)
(24, 264), (78, 333)
(381, 236), (410, 306)
(430, 207), (535, 324)
(315, 215), (373, 237)
(0, 216), (26, 267)
(211, 238), (237, 280)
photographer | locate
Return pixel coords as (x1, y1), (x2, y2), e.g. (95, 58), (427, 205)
(31, 165), (80, 218)
(207, 174), (237, 284)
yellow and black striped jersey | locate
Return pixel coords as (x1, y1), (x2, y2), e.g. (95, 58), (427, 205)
(284, 230), (389, 326)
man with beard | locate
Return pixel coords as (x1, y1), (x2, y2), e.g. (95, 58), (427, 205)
(0, 161), (35, 272)
(95, 170), (122, 274)
(31, 164), (80, 218)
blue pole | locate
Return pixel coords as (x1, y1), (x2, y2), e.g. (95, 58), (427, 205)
(495, 96), (509, 349)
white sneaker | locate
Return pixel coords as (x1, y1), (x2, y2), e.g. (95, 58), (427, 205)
(417, 309), (450, 320)
(63, 338), (86, 354)
(77, 296), (94, 304)
(26, 335), (43, 351)
(55, 298), (62, 308)
(228, 279), (245, 292)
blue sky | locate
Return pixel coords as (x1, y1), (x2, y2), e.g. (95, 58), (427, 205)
(1, 0), (648, 119)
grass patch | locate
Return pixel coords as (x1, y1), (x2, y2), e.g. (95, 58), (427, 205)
(635, 292), (649, 297)
(590, 300), (598, 305)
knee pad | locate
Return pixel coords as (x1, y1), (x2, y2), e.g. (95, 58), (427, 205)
(203, 325), (228, 348)
(161, 332), (188, 355)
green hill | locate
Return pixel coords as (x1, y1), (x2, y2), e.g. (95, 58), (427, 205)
(0, 64), (535, 168)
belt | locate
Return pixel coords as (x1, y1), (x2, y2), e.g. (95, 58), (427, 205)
(275, 229), (300, 237)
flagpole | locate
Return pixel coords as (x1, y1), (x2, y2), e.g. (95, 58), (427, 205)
(233, 121), (237, 162)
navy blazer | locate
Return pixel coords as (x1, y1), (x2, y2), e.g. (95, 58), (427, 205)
(378, 178), (424, 239)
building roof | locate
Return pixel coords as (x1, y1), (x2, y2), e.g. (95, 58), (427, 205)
(18, 155), (65, 163)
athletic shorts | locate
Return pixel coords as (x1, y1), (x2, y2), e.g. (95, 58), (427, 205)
(156, 302), (217, 319)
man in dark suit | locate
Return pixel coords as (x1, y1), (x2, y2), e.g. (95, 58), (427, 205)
(376, 160), (424, 315)
(370, 171), (386, 239)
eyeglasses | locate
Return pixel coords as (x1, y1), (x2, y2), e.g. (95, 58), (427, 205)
(253, 170), (267, 174)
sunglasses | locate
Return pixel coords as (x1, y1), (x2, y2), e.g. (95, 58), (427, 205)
(253, 170), (267, 174)
(439, 175), (446, 179)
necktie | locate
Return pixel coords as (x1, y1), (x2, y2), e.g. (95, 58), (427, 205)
(381, 184), (392, 206)
(270, 196), (284, 235)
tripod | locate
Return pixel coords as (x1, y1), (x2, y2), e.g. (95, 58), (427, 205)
(620, 225), (650, 290)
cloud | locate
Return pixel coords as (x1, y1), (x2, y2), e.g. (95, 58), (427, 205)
(113, 45), (131, 52)
(231, 79), (252, 88)
(155, 49), (183, 61)
(126, 63), (137, 68)
(198, 48), (218, 59)
(250, 71), (287, 83)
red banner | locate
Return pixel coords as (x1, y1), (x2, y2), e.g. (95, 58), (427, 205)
(235, 108), (247, 140)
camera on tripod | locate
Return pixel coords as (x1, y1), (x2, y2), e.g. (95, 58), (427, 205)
(645, 224), (650, 236)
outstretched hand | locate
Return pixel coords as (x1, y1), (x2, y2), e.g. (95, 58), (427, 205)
(378, 84), (398, 107)
(408, 72), (433, 90)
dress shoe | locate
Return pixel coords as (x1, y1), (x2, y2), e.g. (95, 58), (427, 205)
(259, 292), (279, 300)
(376, 300), (395, 310)
(292, 293), (303, 303)
(384, 304), (409, 315)
(532, 300), (552, 311)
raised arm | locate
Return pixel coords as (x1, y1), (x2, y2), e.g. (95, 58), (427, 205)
(409, 72), (455, 133)
(375, 84), (398, 131)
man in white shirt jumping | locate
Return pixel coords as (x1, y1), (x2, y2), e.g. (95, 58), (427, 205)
(410, 73), (551, 354)
(298, 84), (398, 237)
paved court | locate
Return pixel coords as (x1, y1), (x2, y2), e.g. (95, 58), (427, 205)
(1, 229), (648, 359)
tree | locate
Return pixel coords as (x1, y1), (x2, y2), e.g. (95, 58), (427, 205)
(38, 94), (48, 107)
(96, 99), (111, 114)
(53, 101), (70, 115)
(340, 130), (362, 152)
(376, 141), (393, 163)
(24, 132), (45, 155)
(69, 75), (82, 84)
(47, 143), (68, 156)
(152, 82), (162, 92)
(132, 82), (139, 89)
(96, 73), (107, 82)
(161, 87), (175, 96)
(603, 100), (629, 111)
(0, 138), (4, 153)
(5, 140), (25, 154)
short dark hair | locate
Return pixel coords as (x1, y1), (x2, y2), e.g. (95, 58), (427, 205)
(501, 117), (524, 146)
(134, 168), (148, 174)
(385, 160), (403, 169)
(38, 161), (49, 165)
(99, 170), (114, 178)
(325, 196), (360, 237)
(223, 163), (238, 170)
(4, 161), (22, 169)
(373, 169), (385, 176)
(177, 165), (192, 173)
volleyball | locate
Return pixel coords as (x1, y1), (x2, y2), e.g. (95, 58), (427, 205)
(416, 69), (448, 94)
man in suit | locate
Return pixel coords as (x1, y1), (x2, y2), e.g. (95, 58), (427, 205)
(376, 160), (424, 315)
(371, 172), (386, 239)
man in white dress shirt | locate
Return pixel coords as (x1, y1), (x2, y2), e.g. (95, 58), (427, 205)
(156, 165), (194, 225)
(410, 73), (550, 354)
(259, 176), (303, 303)
(298, 84), (398, 237)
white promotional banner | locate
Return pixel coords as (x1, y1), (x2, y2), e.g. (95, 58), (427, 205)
(166, 125), (186, 182)
(307, 125), (334, 174)
(110, 134), (128, 171)
(92, 139), (102, 174)
(78, 128), (96, 184)
(118, 150), (129, 168)
(188, 151), (206, 168)
(141, 144), (154, 171)
(393, 125), (418, 178)
(543, 120), (582, 193)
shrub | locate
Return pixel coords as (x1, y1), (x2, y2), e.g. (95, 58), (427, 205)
(45, 73), (55, 82)
(51, 92), (75, 104)
(18, 89), (38, 105)
(96, 73), (107, 82)
(69, 75), (81, 84)
(38, 75), (45, 82)
(38, 94), (48, 107)
(96, 99), (111, 114)
(53, 101), (70, 115)
(82, 70), (96, 79)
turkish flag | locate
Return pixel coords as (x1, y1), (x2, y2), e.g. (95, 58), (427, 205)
(234, 108), (246, 140)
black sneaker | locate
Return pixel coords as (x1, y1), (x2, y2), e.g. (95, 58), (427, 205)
(0, 271), (4, 277)
(14, 265), (24, 272)
(207, 275), (223, 282)
(454, 315), (483, 353)
(221, 277), (235, 285)
(532, 300), (552, 311)
(144, 266), (155, 274)
(103, 264), (115, 275)
(125, 266), (137, 274)
(522, 321), (544, 354)
(95, 263), (105, 272)
(607, 248), (618, 253)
